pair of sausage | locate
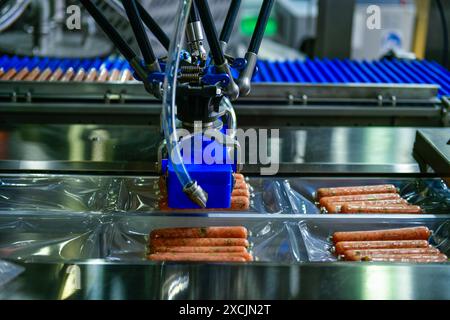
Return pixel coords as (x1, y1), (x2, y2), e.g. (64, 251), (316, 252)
(332, 226), (431, 244)
(334, 239), (430, 255)
(323, 198), (408, 213)
(319, 193), (401, 208)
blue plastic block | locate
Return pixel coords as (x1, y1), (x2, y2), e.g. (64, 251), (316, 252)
(163, 131), (234, 209)
(167, 161), (233, 209)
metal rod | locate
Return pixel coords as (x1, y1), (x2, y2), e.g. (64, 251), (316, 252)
(189, 1), (200, 22)
(237, 0), (275, 96)
(121, 0), (158, 69)
(248, 0), (274, 54)
(80, 0), (136, 62)
(135, 0), (170, 51)
(219, 0), (241, 45)
(194, 0), (226, 66)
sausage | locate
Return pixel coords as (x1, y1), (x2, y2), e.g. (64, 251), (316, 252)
(232, 188), (250, 197)
(1, 68), (17, 80)
(343, 248), (440, 261)
(151, 246), (249, 254)
(36, 68), (52, 81)
(120, 69), (132, 82)
(148, 252), (250, 262)
(73, 69), (87, 82)
(319, 193), (400, 207)
(108, 69), (121, 81)
(97, 69), (109, 82)
(317, 184), (397, 199)
(324, 199), (409, 213)
(234, 180), (248, 190)
(231, 196), (250, 210)
(333, 226), (431, 243)
(60, 68), (76, 81)
(12, 68), (29, 81)
(362, 254), (447, 263)
(334, 240), (430, 255)
(340, 204), (422, 214)
(332, 226), (430, 243)
(86, 69), (98, 82)
(24, 68), (41, 81)
(150, 226), (248, 239)
(150, 238), (249, 248)
(49, 68), (64, 81)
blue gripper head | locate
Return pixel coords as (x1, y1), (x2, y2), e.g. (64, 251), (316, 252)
(4, 56), (20, 72)
(0, 55), (9, 68)
(58, 58), (72, 72)
(15, 57), (31, 71)
(70, 59), (82, 71)
(36, 57), (50, 71)
(79, 59), (92, 72)
(27, 57), (41, 70)
(98, 59), (114, 75)
(121, 60), (131, 72)
(48, 59), (62, 72)
(111, 58), (124, 71)
(89, 58), (102, 72)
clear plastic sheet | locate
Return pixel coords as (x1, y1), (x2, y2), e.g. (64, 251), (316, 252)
(299, 219), (450, 262)
(290, 177), (450, 214)
(0, 260), (24, 288)
(0, 212), (448, 263)
(0, 213), (102, 262)
(103, 215), (450, 263)
(104, 216), (310, 262)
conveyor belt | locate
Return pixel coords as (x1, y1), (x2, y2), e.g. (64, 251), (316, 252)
(0, 55), (448, 97)
(253, 59), (450, 97)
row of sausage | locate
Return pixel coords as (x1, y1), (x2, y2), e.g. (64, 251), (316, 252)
(0, 55), (134, 82)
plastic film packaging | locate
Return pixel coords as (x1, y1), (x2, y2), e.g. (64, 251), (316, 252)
(104, 216), (310, 262)
(0, 175), (448, 215)
(0, 212), (448, 263)
(299, 219), (450, 262)
(0, 213), (103, 262)
(0, 260), (24, 288)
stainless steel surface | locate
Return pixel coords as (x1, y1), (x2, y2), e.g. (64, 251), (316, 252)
(414, 129), (450, 176)
(2, 259), (450, 299)
(0, 125), (424, 173)
(0, 81), (441, 104)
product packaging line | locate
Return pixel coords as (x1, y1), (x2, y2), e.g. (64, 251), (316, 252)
(0, 0), (449, 300)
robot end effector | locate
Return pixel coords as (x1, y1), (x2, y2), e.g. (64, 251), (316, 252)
(80, 0), (275, 208)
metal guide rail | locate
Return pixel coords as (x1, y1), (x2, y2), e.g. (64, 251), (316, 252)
(0, 55), (446, 105)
